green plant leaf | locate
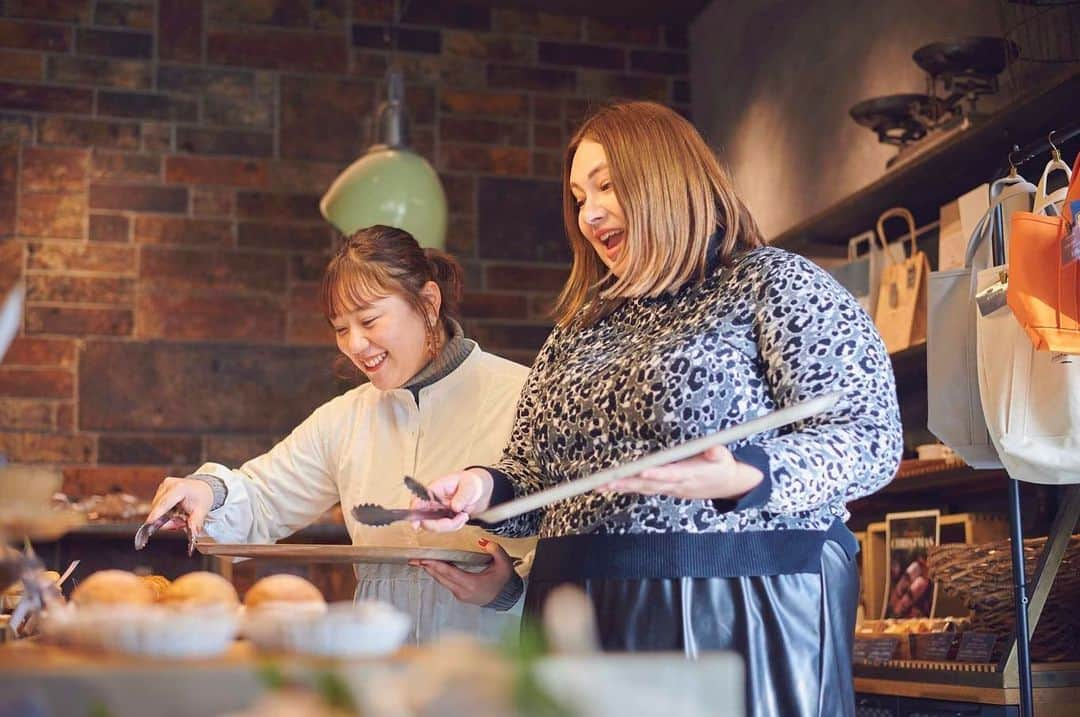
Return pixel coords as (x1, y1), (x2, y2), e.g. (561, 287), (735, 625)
(255, 662), (286, 691)
(314, 671), (357, 712)
(88, 702), (113, 717)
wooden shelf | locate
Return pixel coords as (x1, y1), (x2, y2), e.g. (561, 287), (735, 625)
(855, 661), (1080, 710)
(772, 66), (1080, 255)
(884, 459), (1006, 495)
(847, 461), (1017, 530)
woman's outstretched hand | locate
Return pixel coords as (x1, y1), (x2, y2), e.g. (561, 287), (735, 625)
(410, 467), (494, 532)
(409, 538), (516, 606)
(144, 476), (214, 536)
(604, 445), (763, 501)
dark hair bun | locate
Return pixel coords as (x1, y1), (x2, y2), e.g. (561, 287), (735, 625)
(425, 249), (464, 320)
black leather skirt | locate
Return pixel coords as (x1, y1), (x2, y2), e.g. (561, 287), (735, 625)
(524, 538), (858, 717)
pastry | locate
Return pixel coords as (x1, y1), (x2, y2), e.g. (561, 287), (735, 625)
(158, 571), (238, 608)
(244, 574), (325, 611)
(71, 570), (155, 606)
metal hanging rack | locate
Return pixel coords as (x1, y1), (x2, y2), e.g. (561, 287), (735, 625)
(988, 125), (1079, 717)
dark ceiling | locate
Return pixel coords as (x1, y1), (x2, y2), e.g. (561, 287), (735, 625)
(471, 0), (713, 23)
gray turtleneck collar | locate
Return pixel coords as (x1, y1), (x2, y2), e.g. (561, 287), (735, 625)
(403, 319), (475, 404)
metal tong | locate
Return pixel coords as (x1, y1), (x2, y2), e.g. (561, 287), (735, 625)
(351, 476), (456, 527)
(134, 507), (196, 556)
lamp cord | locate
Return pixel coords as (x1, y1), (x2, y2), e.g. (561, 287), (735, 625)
(382, 0), (413, 52)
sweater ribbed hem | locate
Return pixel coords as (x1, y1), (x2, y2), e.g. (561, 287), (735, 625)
(530, 522), (856, 581)
(190, 474), (228, 511)
(482, 571), (524, 611)
(486, 467), (516, 507)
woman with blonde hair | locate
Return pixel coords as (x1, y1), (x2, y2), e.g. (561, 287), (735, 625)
(143, 225), (535, 644)
(418, 102), (902, 716)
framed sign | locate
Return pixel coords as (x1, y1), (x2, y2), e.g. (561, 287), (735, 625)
(883, 509), (940, 619)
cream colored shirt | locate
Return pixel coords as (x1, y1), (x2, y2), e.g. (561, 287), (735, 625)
(198, 346), (535, 642)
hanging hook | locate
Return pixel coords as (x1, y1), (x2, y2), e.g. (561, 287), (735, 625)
(1048, 130), (1061, 160)
(1008, 144), (1020, 177)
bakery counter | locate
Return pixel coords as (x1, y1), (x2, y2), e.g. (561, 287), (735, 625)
(0, 640), (744, 717)
(853, 661), (1080, 716)
(0, 640), (394, 717)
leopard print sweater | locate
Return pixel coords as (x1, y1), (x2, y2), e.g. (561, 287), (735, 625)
(485, 246), (902, 565)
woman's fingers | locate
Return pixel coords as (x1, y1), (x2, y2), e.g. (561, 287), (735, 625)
(601, 444), (759, 501)
(150, 476), (178, 505)
(607, 462), (692, 492)
(417, 469), (493, 523)
(425, 476), (461, 505)
(419, 560), (471, 592)
(187, 503), (209, 537)
(409, 497), (444, 512)
(423, 472), (478, 512)
(702, 445), (732, 463)
(419, 512), (470, 533)
(417, 539), (513, 605)
(604, 448), (735, 494)
(479, 538), (513, 567)
(144, 486), (184, 525)
(145, 478), (214, 530)
(607, 475), (682, 496)
(447, 472), (484, 513)
(410, 495), (469, 531)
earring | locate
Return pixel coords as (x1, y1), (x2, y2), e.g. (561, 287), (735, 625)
(425, 321), (438, 360)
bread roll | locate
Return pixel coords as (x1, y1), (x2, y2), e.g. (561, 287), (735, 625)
(72, 570), (155, 606)
(244, 574), (325, 610)
(138, 574), (172, 600)
(158, 571), (238, 608)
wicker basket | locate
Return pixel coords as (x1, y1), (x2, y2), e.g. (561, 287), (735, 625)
(927, 536), (1080, 662)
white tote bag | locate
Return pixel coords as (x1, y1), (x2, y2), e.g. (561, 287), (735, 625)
(926, 178), (1034, 468)
(975, 184), (1080, 486)
(975, 270), (1080, 485)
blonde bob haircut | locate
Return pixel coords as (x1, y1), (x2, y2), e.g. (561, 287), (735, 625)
(555, 101), (764, 327)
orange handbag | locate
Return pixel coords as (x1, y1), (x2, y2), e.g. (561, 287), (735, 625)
(1007, 151), (1080, 354)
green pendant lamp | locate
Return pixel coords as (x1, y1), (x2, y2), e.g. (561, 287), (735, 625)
(320, 68), (447, 249)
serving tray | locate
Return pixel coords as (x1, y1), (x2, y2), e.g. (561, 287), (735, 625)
(195, 541), (491, 567)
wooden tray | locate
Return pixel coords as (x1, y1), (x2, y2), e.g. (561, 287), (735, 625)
(195, 542), (491, 567)
(0, 510), (86, 541)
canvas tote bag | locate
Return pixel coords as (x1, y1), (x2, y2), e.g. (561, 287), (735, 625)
(828, 232), (874, 315)
(1007, 151), (1080, 354)
(828, 230), (906, 318)
(927, 178), (1035, 468)
(873, 208), (929, 353)
(976, 185), (1080, 486)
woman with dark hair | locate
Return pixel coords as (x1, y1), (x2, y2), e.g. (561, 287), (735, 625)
(418, 102), (903, 716)
(144, 225), (534, 643)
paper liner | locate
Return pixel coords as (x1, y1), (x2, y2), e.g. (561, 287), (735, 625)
(242, 600), (409, 657)
(42, 604), (237, 658)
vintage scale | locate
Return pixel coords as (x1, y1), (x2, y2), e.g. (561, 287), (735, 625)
(850, 36), (1020, 168)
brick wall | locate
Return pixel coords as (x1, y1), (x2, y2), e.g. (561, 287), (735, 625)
(0, 0), (689, 497)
